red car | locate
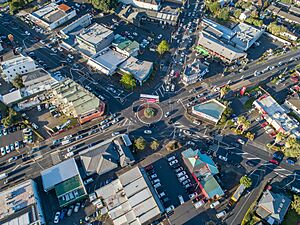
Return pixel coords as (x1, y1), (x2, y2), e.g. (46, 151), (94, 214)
(261, 122), (268, 128)
(145, 165), (153, 171)
(269, 158), (279, 165)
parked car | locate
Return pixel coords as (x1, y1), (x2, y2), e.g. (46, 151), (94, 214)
(216, 210), (226, 219)
(83, 178), (94, 185)
(176, 171), (187, 178)
(169, 159), (178, 166)
(178, 195), (184, 204)
(74, 202), (81, 213)
(67, 205), (74, 216)
(179, 175), (189, 182)
(210, 201), (220, 208)
(144, 130), (152, 134)
(167, 156), (176, 162)
(165, 205), (175, 213)
(53, 211), (60, 224)
(237, 139), (245, 145)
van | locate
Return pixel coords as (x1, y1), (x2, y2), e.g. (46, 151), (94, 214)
(32, 123), (38, 129)
(216, 210), (226, 219)
(0, 173), (8, 180)
(84, 178), (94, 185)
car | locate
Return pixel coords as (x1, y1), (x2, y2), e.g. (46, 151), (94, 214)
(60, 208), (67, 220)
(32, 123), (38, 129)
(83, 178), (94, 185)
(144, 130), (152, 134)
(85, 85), (92, 91)
(1, 147), (6, 156)
(54, 211), (60, 224)
(164, 112), (170, 117)
(210, 201), (220, 208)
(182, 179), (191, 185)
(286, 157), (296, 165)
(153, 182), (161, 189)
(185, 183), (192, 189)
(169, 159), (178, 166)
(9, 144), (15, 151)
(218, 155), (228, 161)
(261, 122), (268, 127)
(245, 160), (258, 167)
(39, 40), (45, 44)
(157, 34), (163, 39)
(178, 195), (184, 204)
(237, 139), (245, 145)
(46, 43), (52, 48)
(273, 151), (284, 161)
(51, 48), (57, 53)
(179, 175), (189, 182)
(67, 205), (74, 216)
(6, 145), (10, 154)
(75, 135), (83, 140)
(269, 158), (279, 165)
(112, 132), (120, 136)
(175, 167), (183, 173)
(165, 205), (175, 213)
(176, 171), (187, 177)
(151, 179), (160, 184)
(68, 54), (74, 59)
(159, 192), (166, 198)
(58, 47), (63, 52)
(74, 202), (81, 213)
(145, 165), (153, 171)
(216, 210), (226, 219)
(162, 197), (170, 203)
(167, 156), (176, 162)
(25, 31), (30, 36)
(66, 58), (72, 63)
(150, 174), (158, 179)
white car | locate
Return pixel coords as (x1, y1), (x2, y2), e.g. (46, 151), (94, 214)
(144, 130), (152, 134)
(164, 112), (170, 117)
(179, 175), (189, 182)
(165, 205), (175, 213)
(218, 155), (228, 162)
(85, 85), (92, 91)
(175, 167), (183, 173)
(237, 139), (245, 145)
(171, 84), (175, 92)
(157, 34), (163, 39)
(167, 156), (176, 162)
(176, 171), (186, 177)
(25, 31), (30, 36)
(74, 202), (81, 213)
(150, 174), (158, 179)
(58, 47), (63, 52)
(210, 201), (220, 208)
(189, 192), (197, 199)
(182, 179), (191, 185)
(83, 178), (94, 185)
(32, 123), (39, 129)
(51, 48), (57, 53)
(169, 159), (178, 166)
(178, 195), (184, 204)
(53, 211), (60, 224)
(68, 54), (74, 59)
(39, 40), (45, 44)
(216, 210), (226, 219)
(46, 43), (52, 48)
(0, 147), (6, 156)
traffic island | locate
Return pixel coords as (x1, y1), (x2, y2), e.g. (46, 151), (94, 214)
(136, 102), (163, 125)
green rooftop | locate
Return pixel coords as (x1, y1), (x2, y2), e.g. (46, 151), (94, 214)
(55, 175), (83, 197)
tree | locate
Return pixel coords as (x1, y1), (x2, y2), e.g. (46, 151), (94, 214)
(134, 137), (146, 150)
(157, 40), (169, 55)
(241, 120), (251, 134)
(144, 107), (155, 118)
(120, 73), (136, 90)
(11, 74), (24, 89)
(285, 136), (297, 149)
(267, 22), (287, 36)
(1, 108), (17, 128)
(234, 9), (242, 19)
(218, 7), (230, 21)
(240, 175), (252, 188)
(207, 1), (220, 15)
(150, 140), (159, 151)
(274, 132), (285, 145)
(291, 195), (300, 215)
(220, 85), (230, 98)
(91, 0), (115, 12)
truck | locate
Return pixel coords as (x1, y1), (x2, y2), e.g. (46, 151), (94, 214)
(0, 173), (8, 180)
(230, 184), (245, 204)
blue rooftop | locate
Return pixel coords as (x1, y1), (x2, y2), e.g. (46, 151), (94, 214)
(192, 99), (226, 121)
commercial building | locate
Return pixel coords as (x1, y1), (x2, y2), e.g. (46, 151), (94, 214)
(112, 34), (140, 57)
(182, 148), (224, 200)
(119, 56), (153, 86)
(49, 79), (105, 124)
(197, 18), (263, 63)
(93, 166), (164, 225)
(0, 55), (38, 83)
(192, 99), (226, 124)
(0, 179), (45, 225)
(87, 47), (128, 75)
(41, 158), (87, 207)
(253, 94), (300, 138)
(256, 190), (291, 225)
(79, 135), (135, 176)
(27, 3), (77, 30)
(76, 23), (114, 55)
(119, 0), (161, 11)
(182, 61), (208, 85)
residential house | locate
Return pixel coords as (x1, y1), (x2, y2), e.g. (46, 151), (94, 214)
(182, 60), (208, 85)
(256, 190), (291, 225)
(284, 93), (300, 117)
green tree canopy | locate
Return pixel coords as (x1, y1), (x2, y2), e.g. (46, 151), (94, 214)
(240, 175), (252, 188)
(292, 195), (300, 215)
(267, 22), (287, 36)
(120, 73), (136, 90)
(150, 140), (159, 151)
(91, 0), (116, 11)
(11, 74), (24, 89)
(234, 9), (242, 19)
(207, 1), (220, 14)
(1, 108), (17, 128)
(157, 40), (170, 55)
(220, 85), (230, 98)
(134, 137), (146, 150)
(284, 137), (300, 158)
(217, 7), (230, 21)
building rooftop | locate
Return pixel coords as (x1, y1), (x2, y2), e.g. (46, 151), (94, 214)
(198, 32), (247, 62)
(95, 167), (163, 225)
(91, 48), (128, 70)
(41, 158), (80, 191)
(119, 56), (153, 82)
(184, 61), (208, 77)
(202, 18), (235, 40)
(253, 95), (300, 138)
(22, 68), (54, 87)
(199, 175), (224, 199)
(113, 34), (139, 55)
(77, 23), (113, 46)
(1, 55), (35, 70)
(0, 180), (44, 225)
(267, 5), (300, 24)
(192, 99), (226, 122)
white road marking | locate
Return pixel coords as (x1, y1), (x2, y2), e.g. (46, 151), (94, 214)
(246, 157), (260, 160)
(274, 168), (287, 172)
(234, 152), (248, 155)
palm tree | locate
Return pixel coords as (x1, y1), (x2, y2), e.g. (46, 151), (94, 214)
(241, 120), (251, 134)
(236, 116), (246, 131)
(274, 132), (285, 145)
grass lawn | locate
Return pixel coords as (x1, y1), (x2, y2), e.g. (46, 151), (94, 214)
(282, 209), (300, 225)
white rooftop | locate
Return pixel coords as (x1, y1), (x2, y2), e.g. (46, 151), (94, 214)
(77, 23), (113, 45)
(1, 55), (35, 70)
(91, 48), (127, 70)
(41, 158), (79, 191)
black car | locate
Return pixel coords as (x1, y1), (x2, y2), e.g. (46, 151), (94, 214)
(245, 160), (259, 167)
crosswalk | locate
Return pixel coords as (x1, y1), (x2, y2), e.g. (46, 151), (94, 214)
(154, 84), (165, 98)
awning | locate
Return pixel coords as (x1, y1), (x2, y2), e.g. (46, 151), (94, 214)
(195, 46), (209, 56)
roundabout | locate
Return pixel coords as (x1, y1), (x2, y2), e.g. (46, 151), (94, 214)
(136, 102), (163, 125)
